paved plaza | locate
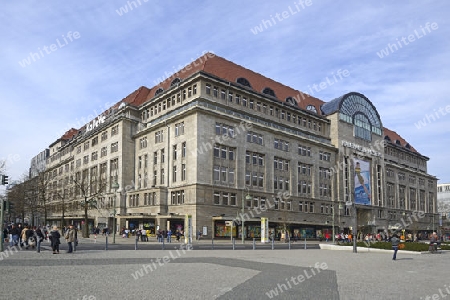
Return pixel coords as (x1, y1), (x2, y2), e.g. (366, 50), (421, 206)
(0, 238), (448, 300)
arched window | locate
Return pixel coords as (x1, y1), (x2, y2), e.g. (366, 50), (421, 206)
(262, 87), (276, 97)
(384, 135), (391, 142)
(306, 105), (317, 113)
(395, 140), (402, 146)
(237, 77), (251, 88)
(405, 143), (411, 149)
(285, 97), (298, 107)
(170, 78), (181, 86)
(155, 88), (164, 96)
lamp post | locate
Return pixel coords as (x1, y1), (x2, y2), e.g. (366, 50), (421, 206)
(111, 182), (119, 244)
(242, 188), (252, 244)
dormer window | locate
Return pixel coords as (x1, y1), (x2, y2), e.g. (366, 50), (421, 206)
(262, 87), (276, 98)
(170, 78), (181, 86)
(155, 88), (164, 96)
(237, 77), (252, 88)
(285, 97), (298, 107)
(306, 105), (317, 113)
(395, 140), (401, 145)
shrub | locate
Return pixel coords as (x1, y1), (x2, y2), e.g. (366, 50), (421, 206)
(336, 241), (450, 251)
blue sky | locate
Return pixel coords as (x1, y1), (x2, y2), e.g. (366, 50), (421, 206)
(0, 0), (449, 184)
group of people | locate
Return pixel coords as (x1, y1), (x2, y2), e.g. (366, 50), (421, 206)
(2, 223), (78, 254)
(48, 224), (78, 254)
(118, 227), (184, 243)
(3, 223), (47, 249)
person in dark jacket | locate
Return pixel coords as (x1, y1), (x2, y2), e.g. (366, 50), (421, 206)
(9, 224), (20, 246)
(49, 226), (61, 254)
(391, 234), (400, 260)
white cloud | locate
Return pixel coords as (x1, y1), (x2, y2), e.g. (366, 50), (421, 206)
(0, 0), (449, 182)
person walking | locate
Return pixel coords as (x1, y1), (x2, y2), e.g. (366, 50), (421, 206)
(64, 224), (76, 253)
(9, 224), (20, 247)
(49, 226), (61, 254)
(391, 234), (400, 260)
(167, 229), (172, 243)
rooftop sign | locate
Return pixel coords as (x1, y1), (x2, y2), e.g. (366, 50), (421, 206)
(86, 115), (106, 133)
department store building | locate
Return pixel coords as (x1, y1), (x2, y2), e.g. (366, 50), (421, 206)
(36, 53), (438, 240)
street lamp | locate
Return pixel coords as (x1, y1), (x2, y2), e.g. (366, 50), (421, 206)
(242, 188), (252, 244)
(111, 182), (120, 244)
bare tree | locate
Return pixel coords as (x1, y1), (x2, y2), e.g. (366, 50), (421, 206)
(35, 171), (52, 226)
(71, 166), (108, 237)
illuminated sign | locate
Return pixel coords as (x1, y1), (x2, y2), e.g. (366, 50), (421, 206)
(86, 115), (106, 132)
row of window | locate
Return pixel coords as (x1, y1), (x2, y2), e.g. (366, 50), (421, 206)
(213, 190), (335, 214)
(77, 125), (119, 154)
(386, 168), (432, 188)
(205, 83), (324, 134)
(75, 142), (119, 167)
(141, 84), (197, 121)
(384, 146), (426, 167)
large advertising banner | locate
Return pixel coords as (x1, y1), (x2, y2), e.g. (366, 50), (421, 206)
(353, 158), (371, 205)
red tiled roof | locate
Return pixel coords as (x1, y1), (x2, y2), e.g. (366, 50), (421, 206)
(116, 86), (151, 108)
(383, 127), (418, 154)
(151, 53), (324, 112)
(61, 128), (79, 140)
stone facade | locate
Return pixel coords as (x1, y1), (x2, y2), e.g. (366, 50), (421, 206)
(21, 54), (437, 241)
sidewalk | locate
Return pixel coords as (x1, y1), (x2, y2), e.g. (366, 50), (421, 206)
(77, 234), (320, 245)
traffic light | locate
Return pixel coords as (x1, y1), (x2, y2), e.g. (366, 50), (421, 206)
(7, 201), (13, 213)
(1, 175), (8, 185)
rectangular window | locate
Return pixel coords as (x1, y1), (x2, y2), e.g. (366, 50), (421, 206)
(111, 142), (119, 153)
(111, 125), (119, 136)
(101, 131), (108, 141)
(173, 145), (177, 160)
(172, 166), (177, 182)
(175, 122), (185, 136)
(181, 164), (186, 181)
(213, 166), (220, 181)
(230, 193), (236, 206)
(101, 147), (107, 157)
(214, 192), (220, 205)
(182, 142), (186, 158)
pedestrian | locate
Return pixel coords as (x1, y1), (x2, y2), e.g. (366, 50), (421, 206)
(176, 230), (181, 242)
(9, 224), (20, 247)
(391, 234), (399, 260)
(167, 229), (172, 243)
(64, 224), (76, 253)
(35, 227), (45, 246)
(49, 226), (61, 254)
(21, 225), (33, 249)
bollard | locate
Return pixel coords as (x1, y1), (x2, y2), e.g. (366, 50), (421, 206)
(162, 238), (165, 250)
(253, 238), (256, 250)
(232, 238), (235, 250)
(304, 238), (307, 250)
(105, 236), (108, 250)
(135, 236), (138, 250)
(36, 239), (41, 253)
(271, 238), (274, 250)
(288, 237), (291, 250)
(212, 238), (214, 250)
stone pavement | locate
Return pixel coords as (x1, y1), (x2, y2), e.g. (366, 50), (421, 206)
(0, 242), (448, 300)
